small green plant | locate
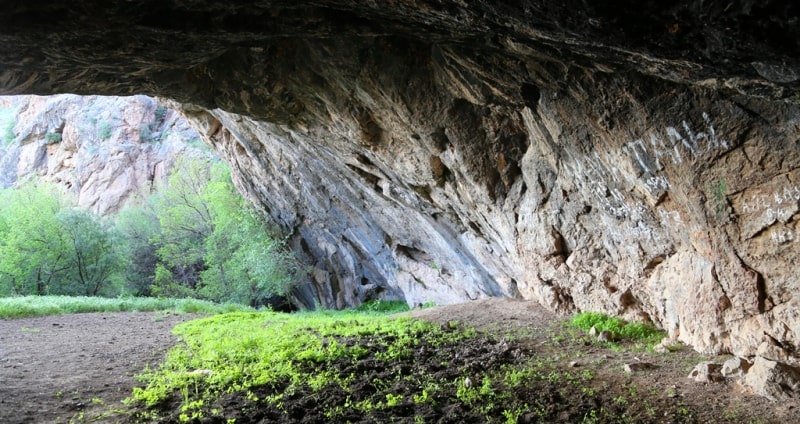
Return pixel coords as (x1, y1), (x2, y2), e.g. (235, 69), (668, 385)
(44, 132), (62, 144)
(707, 178), (728, 221)
(2, 119), (15, 145)
(97, 120), (113, 140)
(385, 393), (403, 407)
(571, 312), (664, 346)
(154, 104), (168, 123)
(139, 124), (153, 142)
(354, 299), (410, 314)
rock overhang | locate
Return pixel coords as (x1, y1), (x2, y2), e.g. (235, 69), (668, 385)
(2, 1), (800, 385)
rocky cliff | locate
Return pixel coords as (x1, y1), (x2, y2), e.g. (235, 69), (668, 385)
(1, 1), (799, 389)
(0, 95), (203, 215)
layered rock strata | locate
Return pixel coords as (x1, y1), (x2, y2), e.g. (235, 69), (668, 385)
(1, 1), (799, 371)
(0, 95), (203, 214)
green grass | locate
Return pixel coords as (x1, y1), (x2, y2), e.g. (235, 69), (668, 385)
(353, 299), (410, 313)
(0, 295), (252, 319)
(129, 307), (475, 420)
(571, 312), (664, 346)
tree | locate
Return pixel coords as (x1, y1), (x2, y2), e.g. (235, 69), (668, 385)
(54, 208), (122, 296)
(0, 181), (69, 295)
(145, 156), (297, 306)
(0, 181), (125, 297)
(114, 205), (161, 296)
(151, 157), (216, 289)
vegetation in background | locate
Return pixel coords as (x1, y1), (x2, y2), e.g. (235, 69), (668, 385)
(0, 156), (298, 307)
(0, 106), (16, 145)
(0, 181), (122, 297)
(44, 131), (62, 144)
(0, 295), (252, 319)
(571, 311), (664, 346)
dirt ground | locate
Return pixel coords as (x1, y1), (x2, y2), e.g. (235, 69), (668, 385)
(0, 312), (198, 424)
(0, 299), (797, 423)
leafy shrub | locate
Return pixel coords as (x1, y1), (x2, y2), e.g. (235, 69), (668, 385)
(3, 119), (16, 145)
(571, 312), (663, 344)
(97, 120), (113, 139)
(354, 300), (410, 314)
(44, 132), (62, 144)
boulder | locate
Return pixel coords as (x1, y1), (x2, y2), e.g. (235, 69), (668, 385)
(687, 361), (723, 383)
(742, 357), (800, 401)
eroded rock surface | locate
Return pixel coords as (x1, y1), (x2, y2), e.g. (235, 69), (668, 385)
(1, 1), (799, 373)
(0, 95), (202, 214)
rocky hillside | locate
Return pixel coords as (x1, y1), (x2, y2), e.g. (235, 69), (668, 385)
(0, 95), (204, 215)
(0, 1), (799, 398)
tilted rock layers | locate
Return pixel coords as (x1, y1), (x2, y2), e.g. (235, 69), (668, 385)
(0, 95), (202, 215)
(1, 2), (799, 364)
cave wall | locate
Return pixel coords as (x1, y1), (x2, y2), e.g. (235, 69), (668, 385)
(1, 1), (799, 362)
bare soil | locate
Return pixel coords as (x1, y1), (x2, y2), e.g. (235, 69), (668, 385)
(1, 299), (797, 423)
(0, 312), (198, 424)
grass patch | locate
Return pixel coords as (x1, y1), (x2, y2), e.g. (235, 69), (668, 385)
(571, 312), (664, 346)
(127, 307), (576, 423)
(0, 295), (252, 319)
(353, 299), (410, 314)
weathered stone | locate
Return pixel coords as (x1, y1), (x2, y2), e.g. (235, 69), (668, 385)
(597, 331), (614, 343)
(0, 1), (798, 376)
(721, 357), (752, 379)
(624, 362), (655, 373)
(687, 361), (723, 383)
(742, 356), (800, 401)
(1, 95), (203, 215)
(588, 326), (598, 337)
(756, 338), (800, 368)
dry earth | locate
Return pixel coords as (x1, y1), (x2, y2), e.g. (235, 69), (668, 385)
(0, 312), (199, 424)
(0, 299), (797, 423)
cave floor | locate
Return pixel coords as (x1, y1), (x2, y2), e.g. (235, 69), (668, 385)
(0, 299), (794, 423)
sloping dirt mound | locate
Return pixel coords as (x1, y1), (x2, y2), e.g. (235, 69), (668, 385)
(0, 312), (198, 424)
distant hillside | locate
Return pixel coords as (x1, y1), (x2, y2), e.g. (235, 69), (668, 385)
(0, 95), (211, 215)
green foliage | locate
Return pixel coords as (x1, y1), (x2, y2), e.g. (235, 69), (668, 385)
(0, 182), (124, 297)
(0, 295), (251, 319)
(147, 157), (297, 306)
(154, 104), (168, 123)
(139, 124), (153, 142)
(45, 132), (62, 144)
(97, 120), (113, 140)
(129, 310), (474, 420)
(0, 149), (294, 309)
(0, 181), (69, 296)
(114, 206), (161, 296)
(53, 208), (122, 296)
(0, 107), (16, 146)
(354, 299), (410, 314)
(571, 312), (664, 345)
(707, 178), (728, 221)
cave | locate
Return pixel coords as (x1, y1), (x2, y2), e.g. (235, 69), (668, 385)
(1, 0), (799, 381)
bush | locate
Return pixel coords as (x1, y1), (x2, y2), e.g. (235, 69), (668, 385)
(44, 132), (62, 144)
(97, 120), (113, 139)
(571, 312), (663, 344)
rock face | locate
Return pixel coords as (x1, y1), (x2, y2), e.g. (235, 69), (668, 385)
(0, 1), (799, 369)
(0, 95), (202, 215)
